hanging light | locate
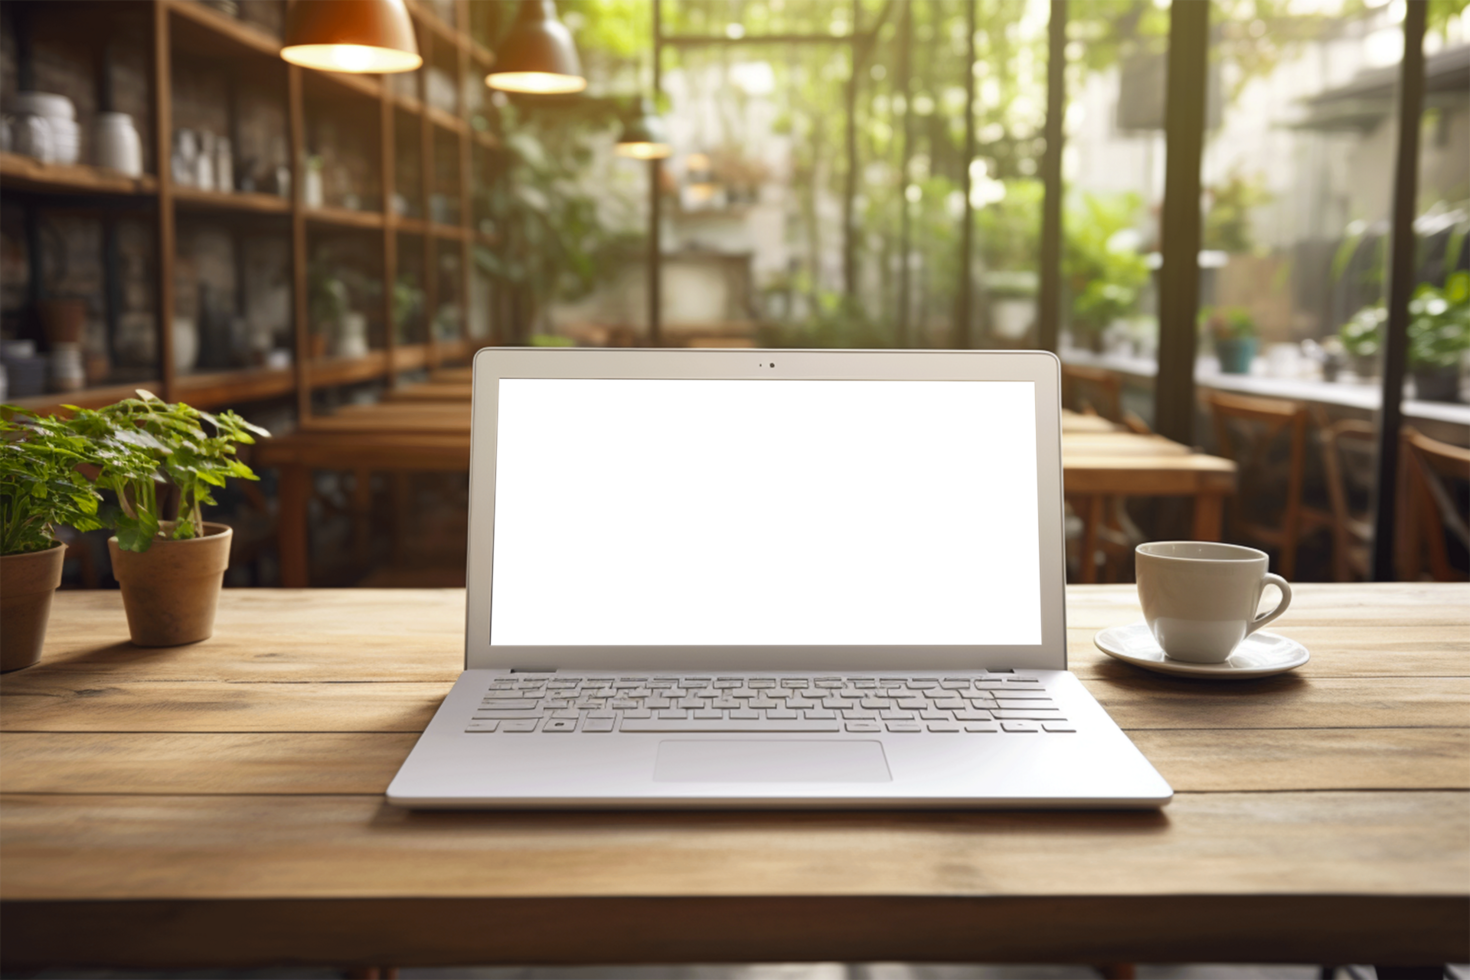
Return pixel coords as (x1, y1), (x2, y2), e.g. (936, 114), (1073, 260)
(615, 99), (671, 160)
(281, 0), (422, 74)
(486, 0), (587, 95)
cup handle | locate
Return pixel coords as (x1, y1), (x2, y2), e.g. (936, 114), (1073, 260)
(1246, 573), (1292, 636)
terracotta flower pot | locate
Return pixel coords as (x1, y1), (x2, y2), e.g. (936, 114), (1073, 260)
(0, 541), (66, 672)
(108, 522), (232, 647)
(38, 298), (85, 346)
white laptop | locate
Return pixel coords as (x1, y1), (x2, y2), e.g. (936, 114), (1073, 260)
(386, 347), (1172, 808)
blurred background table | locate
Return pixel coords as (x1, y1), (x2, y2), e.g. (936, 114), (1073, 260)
(2, 584), (1465, 972)
(255, 404), (1235, 587)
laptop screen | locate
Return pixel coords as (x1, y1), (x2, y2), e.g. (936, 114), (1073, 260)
(490, 378), (1042, 648)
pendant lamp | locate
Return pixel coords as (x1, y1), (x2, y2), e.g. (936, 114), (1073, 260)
(281, 0), (422, 74)
(486, 0), (587, 95)
(615, 99), (671, 160)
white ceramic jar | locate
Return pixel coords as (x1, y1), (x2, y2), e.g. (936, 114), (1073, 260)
(93, 112), (143, 177)
(13, 113), (53, 162)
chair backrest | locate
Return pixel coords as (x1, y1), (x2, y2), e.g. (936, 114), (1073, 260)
(1061, 364), (1123, 423)
(1204, 390), (1312, 577)
(1401, 427), (1470, 582)
(1316, 412), (1377, 581)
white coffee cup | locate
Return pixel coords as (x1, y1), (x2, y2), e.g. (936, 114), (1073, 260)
(1135, 541), (1292, 664)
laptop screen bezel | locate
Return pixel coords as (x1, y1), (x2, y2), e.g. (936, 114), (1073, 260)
(463, 348), (1068, 672)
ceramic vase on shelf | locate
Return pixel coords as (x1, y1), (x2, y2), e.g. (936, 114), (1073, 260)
(13, 113), (53, 162)
(48, 344), (84, 392)
(38, 299), (85, 346)
(172, 316), (199, 373)
(215, 136), (233, 193)
(12, 92), (77, 164)
(194, 132), (216, 191)
(94, 112), (143, 177)
(173, 129), (198, 186)
(304, 160), (324, 208)
(336, 312), (369, 358)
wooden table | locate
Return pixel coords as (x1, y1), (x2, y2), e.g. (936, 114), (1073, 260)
(383, 382), (474, 402)
(256, 405), (1235, 587)
(2, 585), (1465, 971)
(1060, 412), (1237, 582)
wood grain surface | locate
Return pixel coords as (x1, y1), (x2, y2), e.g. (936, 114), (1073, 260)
(2, 584), (1466, 969)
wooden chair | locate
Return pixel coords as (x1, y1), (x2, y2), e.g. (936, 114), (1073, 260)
(1061, 363), (1124, 423)
(1399, 427), (1470, 581)
(1205, 391), (1332, 579)
(1060, 365), (1154, 581)
(1316, 413), (1377, 581)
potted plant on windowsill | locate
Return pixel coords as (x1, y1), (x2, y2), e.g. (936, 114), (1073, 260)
(0, 407), (117, 671)
(1406, 272), (1469, 404)
(1338, 305), (1386, 380)
(70, 390), (269, 647)
(1201, 306), (1259, 375)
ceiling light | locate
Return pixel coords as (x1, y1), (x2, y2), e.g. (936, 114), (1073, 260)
(281, 0), (422, 74)
(616, 99), (671, 160)
(487, 0), (587, 95)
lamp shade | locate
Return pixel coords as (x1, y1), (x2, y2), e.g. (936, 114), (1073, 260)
(615, 99), (671, 160)
(486, 0), (587, 95)
(281, 0), (422, 73)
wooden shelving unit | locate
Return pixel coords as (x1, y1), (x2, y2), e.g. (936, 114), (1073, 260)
(0, 0), (502, 417)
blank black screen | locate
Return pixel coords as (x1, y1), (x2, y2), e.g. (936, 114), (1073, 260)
(490, 379), (1034, 646)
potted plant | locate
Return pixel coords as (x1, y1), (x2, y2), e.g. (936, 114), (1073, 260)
(1063, 193), (1150, 353)
(0, 407), (112, 671)
(69, 390), (269, 647)
(1336, 273), (1470, 401)
(1406, 272), (1469, 403)
(1338, 305), (1386, 379)
(1201, 306), (1259, 374)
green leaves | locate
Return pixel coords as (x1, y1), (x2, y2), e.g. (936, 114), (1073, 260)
(0, 406), (106, 555)
(1, 393), (271, 555)
(1064, 192), (1151, 335)
(86, 392), (270, 550)
(1407, 272), (1470, 370)
(1339, 273), (1470, 372)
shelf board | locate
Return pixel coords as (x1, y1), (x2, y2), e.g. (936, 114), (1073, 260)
(472, 130), (501, 152)
(306, 351), (392, 388)
(390, 93), (425, 116)
(392, 344), (429, 371)
(468, 40), (495, 69)
(7, 380), (164, 415)
(166, 0), (282, 59)
(436, 337), (483, 363)
(305, 206), (386, 230)
(305, 68), (382, 101)
(174, 366), (296, 407)
(173, 186), (291, 215)
(431, 223), (468, 241)
(0, 153), (159, 196)
(426, 106), (467, 134)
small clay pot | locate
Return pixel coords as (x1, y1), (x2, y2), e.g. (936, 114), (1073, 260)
(108, 522), (232, 647)
(38, 298), (85, 346)
(0, 541), (66, 672)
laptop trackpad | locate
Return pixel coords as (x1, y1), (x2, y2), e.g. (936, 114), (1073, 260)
(654, 740), (892, 783)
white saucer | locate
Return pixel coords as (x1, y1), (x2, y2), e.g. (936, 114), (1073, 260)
(1093, 622), (1309, 679)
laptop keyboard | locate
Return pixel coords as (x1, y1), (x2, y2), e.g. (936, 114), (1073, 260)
(463, 675), (1074, 734)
